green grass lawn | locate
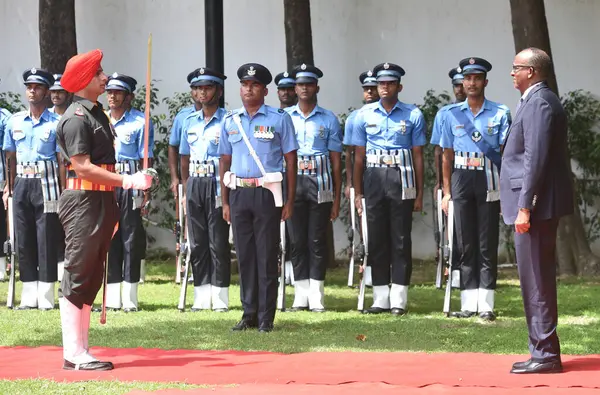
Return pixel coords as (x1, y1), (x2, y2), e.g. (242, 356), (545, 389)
(1, 259), (599, 394)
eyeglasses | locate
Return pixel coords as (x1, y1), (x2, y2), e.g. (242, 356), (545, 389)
(512, 64), (533, 72)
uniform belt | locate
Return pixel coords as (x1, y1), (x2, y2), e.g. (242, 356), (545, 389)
(190, 162), (216, 177)
(454, 153), (484, 170)
(235, 177), (263, 188)
(16, 161), (56, 178)
(297, 158), (318, 171)
(115, 161), (140, 174)
(65, 164), (116, 191)
(366, 153), (405, 167)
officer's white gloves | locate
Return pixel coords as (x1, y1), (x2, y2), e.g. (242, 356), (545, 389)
(122, 171), (153, 190)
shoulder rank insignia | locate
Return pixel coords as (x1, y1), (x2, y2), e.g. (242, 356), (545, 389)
(471, 130), (482, 143)
(74, 107), (84, 116)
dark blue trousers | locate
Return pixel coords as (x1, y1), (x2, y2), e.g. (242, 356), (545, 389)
(515, 218), (560, 361)
(230, 187), (282, 325)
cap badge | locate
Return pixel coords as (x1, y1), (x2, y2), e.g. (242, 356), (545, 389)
(112, 72), (118, 78)
(31, 68), (37, 74)
(247, 66), (256, 76)
(283, 72), (289, 77)
(367, 70), (373, 77)
(383, 63), (390, 70)
(456, 67), (462, 73)
(469, 58), (475, 65)
(301, 63), (307, 70)
(200, 68), (205, 75)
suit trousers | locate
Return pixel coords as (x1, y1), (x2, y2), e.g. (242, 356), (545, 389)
(363, 167), (414, 286)
(13, 178), (61, 282)
(451, 169), (499, 290)
(230, 187), (282, 325)
(287, 174), (332, 282)
(186, 176), (231, 288)
(515, 218), (560, 361)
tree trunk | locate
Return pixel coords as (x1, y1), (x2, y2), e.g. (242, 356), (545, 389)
(39, 0), (77, 74)
(510, 0), (600, 275)
(283, 0), (314, 70)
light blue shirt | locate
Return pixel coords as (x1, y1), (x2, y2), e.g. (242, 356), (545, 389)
(285, 104), (342, 156)
(110, 108), (155, 161)
(343, 109), (359, 146)
(430, 104), (455, 146)
(440, 99), (511, 153)
(169, 105), (196, 147)
(352, 100), (427, 150)
(0, 108), (11, 149)
(3, 109), (60, 162)
(179, 107), (226, 161)
(218, 104), (299, 178)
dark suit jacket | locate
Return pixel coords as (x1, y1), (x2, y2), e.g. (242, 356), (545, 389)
(500, 82), (573, 225)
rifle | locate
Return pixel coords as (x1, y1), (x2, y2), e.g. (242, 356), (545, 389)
(5, 158), (16, 309)
(277, 221), (286, 311)
(442, 200), (455, 317)
(435, 189), (445, 289)
(357, 198), (368, 311)
(174, 184), (184, 284)
(177, 228), (191, 312)
(347, 187), (356, 287)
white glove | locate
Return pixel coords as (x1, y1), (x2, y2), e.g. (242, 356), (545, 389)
(123, 172), (153, 190)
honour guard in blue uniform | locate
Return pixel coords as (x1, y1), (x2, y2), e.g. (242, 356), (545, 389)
(352, 62), (426, 315)
(179, 67), (230, 311)
(219, 63), (298, 332)
(49, 74), (73, 117)
(440, 57), (511, 321)
(105, 73), (154, 312)
(169, 69), (204, 197)
(275, 71), (298, 109)
(431, 66), (466, 288)
(2, 68), (63, 310)
(274, 71), (297, 285)
(0, 78), (11, 282)
(343, 70), (380, 287)
(286, 64), (342, 312)
(284, 64), (342, 312)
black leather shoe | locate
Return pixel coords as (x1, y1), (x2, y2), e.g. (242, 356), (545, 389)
(213, 308), (229, 313)
(512, 359), (533, 370)
(63, 359), (114, 371)
(311, 308), (326, 313)
(390, 308), (406, 316)
(362, 307), (390, 314)
(479, 311), (496, 321)
(258, 322), (274, 333)
(510, 359), (562, 374)
(231, 319), (258, 331)
(289, 306), (309, 312)
(123, 307), (138, 313)
(451, 311), (477, 318)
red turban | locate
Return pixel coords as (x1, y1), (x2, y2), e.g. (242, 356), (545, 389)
(61, 49), (103, 93)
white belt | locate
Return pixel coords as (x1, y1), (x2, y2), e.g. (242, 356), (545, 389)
(297, 158), (318, 171)
(190, 163), (216, 177)
(366, 153), (402, 166)
(16, 160), (56, 178)
(454, 155), (484, 170)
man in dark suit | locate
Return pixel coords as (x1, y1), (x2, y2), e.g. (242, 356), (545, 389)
(500, 47), (573, 374)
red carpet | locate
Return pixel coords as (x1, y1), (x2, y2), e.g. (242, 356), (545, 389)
(1, 346), (599, 392)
